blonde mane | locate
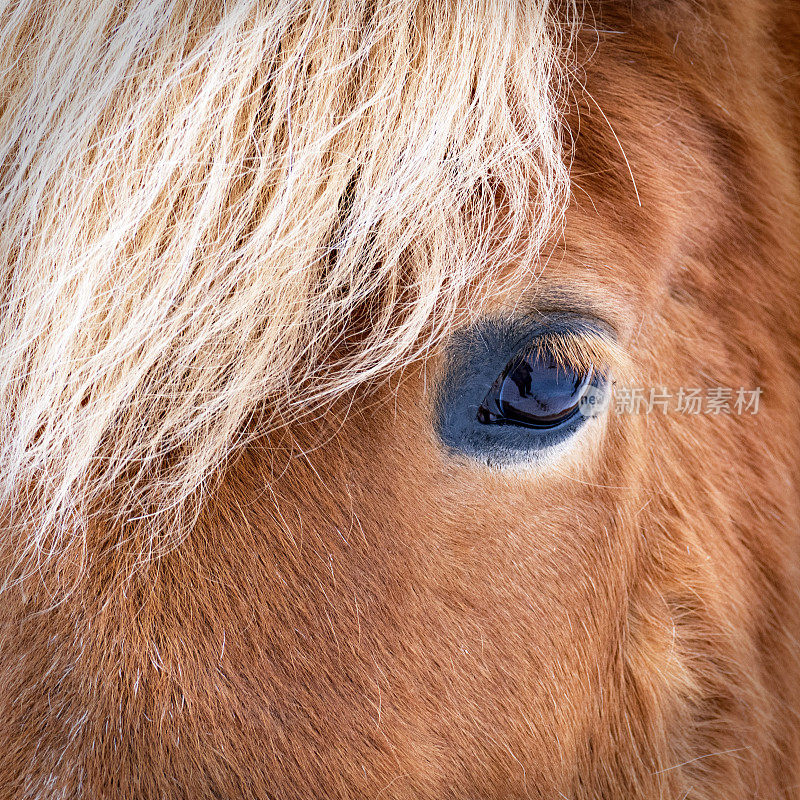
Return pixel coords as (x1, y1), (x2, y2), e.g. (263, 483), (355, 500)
(0, 0), (575, 577)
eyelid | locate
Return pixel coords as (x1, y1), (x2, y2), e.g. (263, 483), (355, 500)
(523, 328), (629, 382)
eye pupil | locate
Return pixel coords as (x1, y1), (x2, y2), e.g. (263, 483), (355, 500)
(477, 351), (594, 429)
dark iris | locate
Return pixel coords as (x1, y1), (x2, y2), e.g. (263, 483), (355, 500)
(477, 350), (594, 429)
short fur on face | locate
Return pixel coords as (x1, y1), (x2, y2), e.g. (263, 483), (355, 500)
(1, 1), (799, 798)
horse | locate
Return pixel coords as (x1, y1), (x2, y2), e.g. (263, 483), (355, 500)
(1, 1), (799, 797)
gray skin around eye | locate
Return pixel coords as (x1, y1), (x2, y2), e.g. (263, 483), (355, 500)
(433, 315), (610, 467)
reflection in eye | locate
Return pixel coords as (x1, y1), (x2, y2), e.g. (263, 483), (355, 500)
(477, 350), (595, 429)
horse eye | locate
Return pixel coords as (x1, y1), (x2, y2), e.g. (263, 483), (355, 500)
(477, 350), (594, 429)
